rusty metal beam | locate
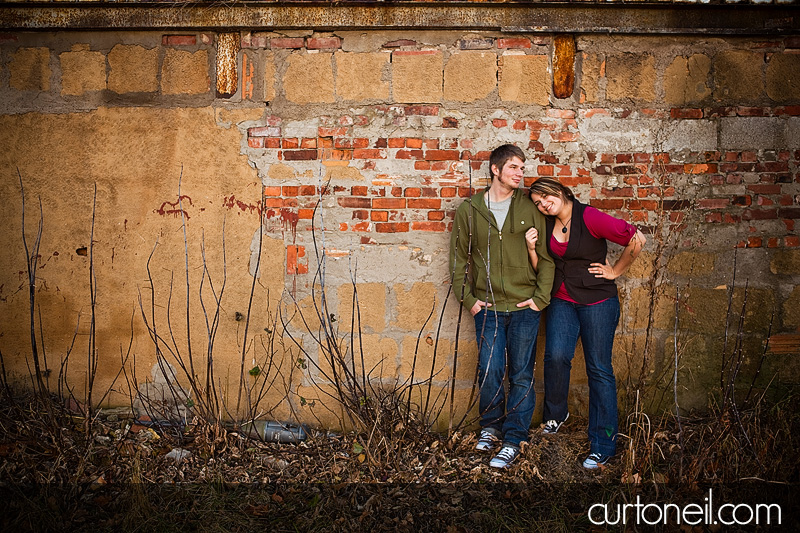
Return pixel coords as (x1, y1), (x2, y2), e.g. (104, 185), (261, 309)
(0, 2), (797, 35)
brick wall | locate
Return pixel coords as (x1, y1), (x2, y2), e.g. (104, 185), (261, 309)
(1, 28), (799, 425)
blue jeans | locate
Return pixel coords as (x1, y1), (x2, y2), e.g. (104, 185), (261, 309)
(543, 297), (620, 456)
(474, 307), (541, 448)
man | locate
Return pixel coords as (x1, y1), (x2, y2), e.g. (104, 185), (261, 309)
(449, 144), (555, 468)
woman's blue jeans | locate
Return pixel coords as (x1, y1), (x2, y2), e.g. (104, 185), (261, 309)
(474, 307), (541, 448)
(543, 296), (620, 456)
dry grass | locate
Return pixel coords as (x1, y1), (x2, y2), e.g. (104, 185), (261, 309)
(1, 390), (798, 532)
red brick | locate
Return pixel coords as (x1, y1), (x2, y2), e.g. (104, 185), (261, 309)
(747, 237), (763, 248)
(551, 131), (579, 142)
(601, 187), (635, 198)
(371, 211), (389, 222)
(407, 138), (424, 149)
(560, 176), (592, 187)
(737, 107), (766, 117)
(670, 108), (703, 119)
(391, 187), (403, 197)
(498, 38), (531, 49)
(320, 149), (351, 161)
(408, 198), (442, 209)
(375, 222), (410, 233)
(372, 198), (406, 209)
(248, 126), (281, 137)
(299, 185), (317, 196)
(241, 33), (269, 49)
(353, 149), (386, 159)
(747, 184), (782, 194)
(298, 209), (315, 220)
(287, 245), (308, 274)
(440, 187), (457, 198)
(388, 138), (405, 148)
(162, 35), (196, 46)
(779, 208), (800, 219)
(776, 105), (800, 116)
(698, 198), (730, 209)
(282, 186), (300, 197)
(404, 105), (439, 116)
(421, 187), (438, 197)
(350, 186), (368, 196)
(404, 187), (422, 197)
(428, 211), (446, 221)
(396, 149), (424, 160)
(248, 137), (265, 149)
(492, 119), (508, 128)
(352, 221), (371, 232)
(768, 237), (780, 248)
(318, 127), (349, 137)
(411, 221), (446, 232)
(282, 138), (299, 149)
(282, 149), (318, 161)
(685, 163), (718, 174)
(271, 37), (304, 49)
(415, 161), (431, 170)
(425, 150), (460, 161)
(443, 117), (459, 128)
(307, 37), (341, 49)
(590, 199), (625, 210)
(338, 197), (371, 209)
(301, 138), (318, 149)
(538, 165), (554, 177)
(785, 236), (800, 247)
(626, 200), (659, 211)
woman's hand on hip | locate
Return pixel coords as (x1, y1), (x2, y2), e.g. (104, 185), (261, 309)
(589, 259), (618, 280)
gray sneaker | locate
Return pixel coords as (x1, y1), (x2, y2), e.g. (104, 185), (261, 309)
(542, 412), (569, 434)
(489, 445), (520, 469)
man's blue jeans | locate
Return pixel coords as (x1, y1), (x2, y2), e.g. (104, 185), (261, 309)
(543, 296), (620, 457)
(474, 307), (541, 448)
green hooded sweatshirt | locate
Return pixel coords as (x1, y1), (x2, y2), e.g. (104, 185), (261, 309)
(449, 188), (554, 313)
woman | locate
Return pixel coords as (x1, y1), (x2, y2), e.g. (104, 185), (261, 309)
(527, 177), (645, 469)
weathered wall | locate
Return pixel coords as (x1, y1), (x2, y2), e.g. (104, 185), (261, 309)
(1, 27), (799, 429)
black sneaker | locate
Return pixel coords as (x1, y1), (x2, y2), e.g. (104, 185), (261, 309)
(475, 429), (499, 452)
(542, 412), (569, 434)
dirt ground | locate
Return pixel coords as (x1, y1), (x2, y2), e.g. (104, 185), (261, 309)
(2, 395), (798, 532)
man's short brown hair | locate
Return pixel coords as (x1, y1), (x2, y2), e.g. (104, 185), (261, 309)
(489, 144), (525, 180)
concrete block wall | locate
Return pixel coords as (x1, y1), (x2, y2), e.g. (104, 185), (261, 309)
(1, 28), (799, 429)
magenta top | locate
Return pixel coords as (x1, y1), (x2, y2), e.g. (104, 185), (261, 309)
(549, 206), (638, 304)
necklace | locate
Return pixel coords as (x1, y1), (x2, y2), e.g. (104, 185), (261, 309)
(559, 217), (571, 234)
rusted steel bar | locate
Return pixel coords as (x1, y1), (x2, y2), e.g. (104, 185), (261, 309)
(0, 3), (797, 35)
